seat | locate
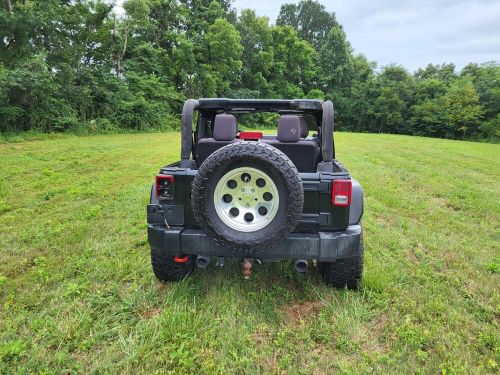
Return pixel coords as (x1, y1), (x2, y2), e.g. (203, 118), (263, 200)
(298, 116), (309, 138)
(197, 114), (237, 166)
(262, 115), (319, 172)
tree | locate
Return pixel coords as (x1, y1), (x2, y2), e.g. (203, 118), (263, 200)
(371, 65), (414, 133)
(0, 0), (497, 140)
(202, 18), (243, 96)
(236, 9), (274, 97)
(113, 0), (150, 78)
(373, 87), (406, 133)
(443, 77), (484, 138)
(180, 0), (235, 38)
(414, 78), (447, 103)
(269, 26), (316, 98)
(415, 63), (456, 84)
(276, 0), (339, 51)
(319, 25), (353, 92)
(479, 114), (500, 141)
(341, 54), (376, 131)
(410, 98), (450, 137)
(461, 62), (500, 121)
(0, 54), (77, 132)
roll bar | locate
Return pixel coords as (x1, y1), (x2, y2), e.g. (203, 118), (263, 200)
(316, 100), (335, 172)
(180, 99), (199, 168)
(178, 98), (335, 171)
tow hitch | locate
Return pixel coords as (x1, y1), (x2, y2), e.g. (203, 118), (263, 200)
(242, 258), (253, 279)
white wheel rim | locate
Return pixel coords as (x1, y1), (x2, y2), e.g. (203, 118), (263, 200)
(213, 167), (280, 232)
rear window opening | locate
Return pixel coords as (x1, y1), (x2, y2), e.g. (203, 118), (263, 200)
(195, 112), (322, 172)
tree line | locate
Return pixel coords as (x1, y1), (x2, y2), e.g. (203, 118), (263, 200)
(1, 0), (498, 141)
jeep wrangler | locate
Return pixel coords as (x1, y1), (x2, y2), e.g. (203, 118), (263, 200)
(147, 98), (364, 289)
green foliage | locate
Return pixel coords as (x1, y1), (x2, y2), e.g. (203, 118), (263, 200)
(203, 18), (243, 96)
(444, 77), (484, 138)
(480, 114), (500, 140)
(374, 87), (406, 133)
(319, 25), (353, 92)
(269, 26), (316, 98)
(123, 0), (150, 20)
(0, 0), (498, 140)
(410, 98), (449, 136)
(236, 9), (274, 97)
(276, 0), (339, 50)
(415, 63), (457, 83)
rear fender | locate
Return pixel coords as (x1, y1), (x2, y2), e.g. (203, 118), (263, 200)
(150, 183), (159, 204)
(349, 178), (364, 225)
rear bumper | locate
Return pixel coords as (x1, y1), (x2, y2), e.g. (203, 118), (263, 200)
(147, 224), (362, 261)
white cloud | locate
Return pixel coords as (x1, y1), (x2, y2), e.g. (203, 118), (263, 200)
(233, 0), (500, 71)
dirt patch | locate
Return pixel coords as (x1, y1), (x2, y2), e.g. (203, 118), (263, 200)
(141, 307), (162, 319)
(252, 326), (269, 348)
(361, 314), (391, 353)
(282, 300), (323, 325)
(445, 202), (462, 212)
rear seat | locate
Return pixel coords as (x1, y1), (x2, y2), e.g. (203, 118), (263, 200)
(299, 116), (309, 138)
(262, 115), (319, 172)
(197, 114), (237, 166)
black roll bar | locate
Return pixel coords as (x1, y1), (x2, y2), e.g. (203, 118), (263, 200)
(178, 98), (335, 171)
(180, 99), (199, 167)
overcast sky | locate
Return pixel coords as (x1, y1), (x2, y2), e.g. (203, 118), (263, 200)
(233, 0), (500, 71)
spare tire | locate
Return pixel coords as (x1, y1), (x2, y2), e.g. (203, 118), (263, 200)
(191, 141), (304, 250)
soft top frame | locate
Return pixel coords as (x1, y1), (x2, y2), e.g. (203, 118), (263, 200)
(179, 98), (335, 172)
(196, 98), (323, 112)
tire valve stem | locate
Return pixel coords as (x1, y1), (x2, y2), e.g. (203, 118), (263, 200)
(242, 258), (253, 279)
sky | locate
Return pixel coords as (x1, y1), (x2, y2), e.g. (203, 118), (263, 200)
(233, 0), (500, 71)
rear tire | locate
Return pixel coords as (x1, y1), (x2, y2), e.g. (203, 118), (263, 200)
(319, 239), (364, 289)
(151, 248), (194, 282)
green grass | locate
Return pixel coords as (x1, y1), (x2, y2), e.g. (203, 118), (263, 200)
(0, 132), (499, 374)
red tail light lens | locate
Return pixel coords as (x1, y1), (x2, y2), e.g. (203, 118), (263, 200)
(239, 131), (263, 140)
(332, 179), (352, 206)
(155, 175), (174, 199)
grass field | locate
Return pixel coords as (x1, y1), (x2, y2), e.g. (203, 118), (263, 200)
(0, 132), (499, 374)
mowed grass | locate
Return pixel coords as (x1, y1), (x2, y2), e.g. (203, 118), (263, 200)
(0, 132), (499, 374)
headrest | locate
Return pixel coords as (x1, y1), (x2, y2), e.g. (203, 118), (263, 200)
(277, 115), (300, 142)
(298, 117), (308, 138)
(213, 114), (237, 141)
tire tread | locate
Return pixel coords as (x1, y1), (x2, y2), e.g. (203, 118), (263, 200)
(319, 239), (364, 289)
(151, 248), (194, 282)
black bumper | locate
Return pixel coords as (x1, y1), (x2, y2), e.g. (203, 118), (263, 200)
(147, 224), (362, 261)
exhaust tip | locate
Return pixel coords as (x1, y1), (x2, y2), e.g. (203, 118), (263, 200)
(294, 259), (308, 273)
(196, 256), (210, 269)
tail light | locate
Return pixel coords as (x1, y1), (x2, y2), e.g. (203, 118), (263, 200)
(332, 179), (352, 206)
(155, 175), (174, 199)
(239, 131), (263, 140)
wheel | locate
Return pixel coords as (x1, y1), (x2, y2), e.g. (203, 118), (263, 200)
(151, 248), (195, 282)
(191, 141), (304, 250)
(319, 238), (364, 289)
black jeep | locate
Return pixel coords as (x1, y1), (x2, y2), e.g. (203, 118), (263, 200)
(147, 98), (364, 289)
